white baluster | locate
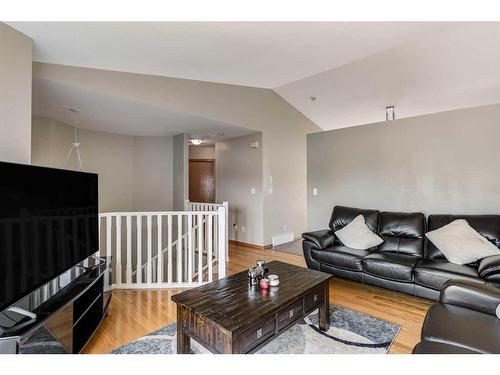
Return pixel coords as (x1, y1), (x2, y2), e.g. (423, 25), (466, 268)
(136, 215), (142, 285)
(183, 234), (188, 279)
(147, 215), (152, 284)
(177, 215), (182, 283)
(208, 214), (213, 282)
(214, 212), (219, 262)
(116, 215), (122, 285)
(157, 215), (162, 285)
(218, 207), (226, 278)
(167, 215), (172, 284)
(223, 201), (229, 259)
(106, 216), (112, 260)
(126, 215), (132, 284)
(188, 214), (193, 281)
(106, 216), (112, 286)
(198, 213), (203, 283)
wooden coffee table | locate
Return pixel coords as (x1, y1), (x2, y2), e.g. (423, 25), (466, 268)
(171, 260), (332, 354)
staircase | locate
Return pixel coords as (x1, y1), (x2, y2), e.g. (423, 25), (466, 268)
(98, 202), (227, 290)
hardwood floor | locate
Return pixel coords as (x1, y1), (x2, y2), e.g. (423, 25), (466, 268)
(83, 242), (432, 354)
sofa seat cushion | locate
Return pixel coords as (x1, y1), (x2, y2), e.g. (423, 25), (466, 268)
(311, 246), (370, 271)
(414, 259), (481, 291)
(362, 252), (419, 282)
(412, 340), (479, 354)
(420, 303), (500, 354)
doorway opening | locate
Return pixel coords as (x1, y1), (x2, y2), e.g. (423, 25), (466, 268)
(189, 145), (215, 203)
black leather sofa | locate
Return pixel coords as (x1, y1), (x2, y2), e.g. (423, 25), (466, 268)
(302, 206), (500, 299)
(413, 280), (500, 354)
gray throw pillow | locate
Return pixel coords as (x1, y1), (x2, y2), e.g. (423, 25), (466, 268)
(426, 219), (500, 265)
(334, 215), (383, 250)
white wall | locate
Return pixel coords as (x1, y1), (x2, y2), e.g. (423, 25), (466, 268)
(0, 23), (32, 164)
(189, 145), (215, 159)
(132, 136), (173, 211)
(173, 133), (189, 210)
(307, 104), (500, 230)
(216, 133), (263, 245)
(34, 63), (320, 245)
(32, 116), (173, 213)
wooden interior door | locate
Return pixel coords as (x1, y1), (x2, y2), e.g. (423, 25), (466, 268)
(189, 159), (216, 203)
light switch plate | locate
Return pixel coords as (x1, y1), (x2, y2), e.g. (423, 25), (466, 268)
(313, 188), (318, 196)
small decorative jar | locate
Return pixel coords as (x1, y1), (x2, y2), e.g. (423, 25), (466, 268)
(259, 278), (270, 289)
(268, 274), (279, 287)
(248, 268), (259, 286)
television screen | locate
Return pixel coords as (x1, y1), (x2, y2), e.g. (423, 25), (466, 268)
(0, 162), (98, 313)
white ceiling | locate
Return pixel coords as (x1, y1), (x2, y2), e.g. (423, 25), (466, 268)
(33, 77), (255, 139)
(9, 22), (452, 88)
(9, 22), (500, 133)
(276, 22), (500, 130)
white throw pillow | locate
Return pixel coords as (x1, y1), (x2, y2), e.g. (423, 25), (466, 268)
(426, 219), (500, 265)
(334, 215), (383, 250)
(496, 304), (500, 320)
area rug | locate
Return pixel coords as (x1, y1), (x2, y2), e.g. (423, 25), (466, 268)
(111, 304), (400, 354)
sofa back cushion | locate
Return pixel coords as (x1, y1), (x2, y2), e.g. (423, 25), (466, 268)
(427, 215), (500, 259)
(329, 206), (379, 246)
(377, 211), (426, 257)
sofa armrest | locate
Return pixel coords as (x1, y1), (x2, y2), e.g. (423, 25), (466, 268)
(302, 229), (334, 250)
(439, 280), (500, 316)
(478, 254), (500, 281)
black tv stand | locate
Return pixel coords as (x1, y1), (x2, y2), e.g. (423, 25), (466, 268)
(0, 256), (111, 354)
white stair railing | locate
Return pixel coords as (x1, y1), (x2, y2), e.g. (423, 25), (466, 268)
(185, 200), (228, 259)
(98, 207), (227, 290)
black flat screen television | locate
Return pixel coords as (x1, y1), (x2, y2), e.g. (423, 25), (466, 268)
(0, 162), (98, 313)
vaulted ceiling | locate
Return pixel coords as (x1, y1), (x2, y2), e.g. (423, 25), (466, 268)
(8, 21), (500, 134)
(32, 76), (254, 138)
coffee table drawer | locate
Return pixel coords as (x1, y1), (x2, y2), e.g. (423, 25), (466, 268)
(277, 299), (304, 331)
(239, 316), (275, 353)
(305, 285), (324, 312)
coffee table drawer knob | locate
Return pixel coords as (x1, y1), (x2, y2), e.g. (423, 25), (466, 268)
(313, 294), (318, 302)
(289, 309), (294, 318)
(256, 328), (262, 339)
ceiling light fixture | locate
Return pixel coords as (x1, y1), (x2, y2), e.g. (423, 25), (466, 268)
(385, 106), (396, 121)
(63, 108), (84, 170)
(190, 139), (203, 146)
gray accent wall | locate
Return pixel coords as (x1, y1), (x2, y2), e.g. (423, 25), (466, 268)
(307, 103), (500, 231)
(0, 23), (32, 164)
